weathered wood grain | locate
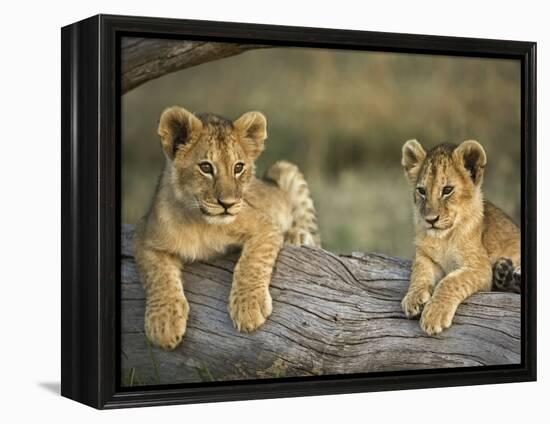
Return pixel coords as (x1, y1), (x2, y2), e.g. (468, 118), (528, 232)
(120, 224), (520, 386)
(121, 37), (268, 94)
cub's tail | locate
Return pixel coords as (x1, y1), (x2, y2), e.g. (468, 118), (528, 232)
(265, 161), (321, 248)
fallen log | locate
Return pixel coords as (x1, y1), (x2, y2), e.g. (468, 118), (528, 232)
(122, 37), (268, 94)
(120, 224), (520, 386)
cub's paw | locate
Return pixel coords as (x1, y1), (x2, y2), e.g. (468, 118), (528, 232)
(401, 288), (431, 318)
(493, 258), (521, 293)
(229, 287), (273, 333)
(511, 266), (521, 293)
(419, 300), (457, 336)
(145, 297), (189, 350)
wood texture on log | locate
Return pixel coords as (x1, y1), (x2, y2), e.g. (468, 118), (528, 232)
(120, 224), (520, 386)
(122, 37), (268, 94)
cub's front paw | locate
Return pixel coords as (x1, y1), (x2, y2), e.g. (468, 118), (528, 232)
(401, 288), (431, 318)
(419, 300), (457, 336)
(229, 287), (273, 332)
(145, 297), (189, 350)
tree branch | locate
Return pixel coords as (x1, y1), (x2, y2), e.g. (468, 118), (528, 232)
(120, 224), (520, 386)
(121, 37), (269, 94)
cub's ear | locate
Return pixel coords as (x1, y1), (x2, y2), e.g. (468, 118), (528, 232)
(453, 140), (487, 185)
(157, 106), (203, 159)
(401, 139), (426, 182)
(233, 111), (267, 159)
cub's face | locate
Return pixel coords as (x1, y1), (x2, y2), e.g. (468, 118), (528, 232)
(157, 106), (267, 225)
(401, 139), (487, 236)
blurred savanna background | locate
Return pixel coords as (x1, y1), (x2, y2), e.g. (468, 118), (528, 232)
(122, 42), (521, 259)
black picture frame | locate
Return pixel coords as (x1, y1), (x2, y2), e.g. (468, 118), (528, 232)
(61, 14), (537, 409)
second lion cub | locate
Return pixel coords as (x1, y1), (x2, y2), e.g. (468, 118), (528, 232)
(401, 140), (520, 335)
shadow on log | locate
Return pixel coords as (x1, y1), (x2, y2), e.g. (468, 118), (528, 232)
(122, 38), (269, 94)
(121, 224), (520, 386)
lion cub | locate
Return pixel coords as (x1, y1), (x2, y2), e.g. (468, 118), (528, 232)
(400, 140), (520, 335)
(133, 106), (320, 350)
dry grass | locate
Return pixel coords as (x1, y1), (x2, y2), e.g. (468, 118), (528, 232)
(122, 44), (520, 258)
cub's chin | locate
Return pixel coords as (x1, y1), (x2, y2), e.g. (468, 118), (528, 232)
(424, 222), (454, 238)
(203, 213), (237, 225)
(426, 228), (449, 238)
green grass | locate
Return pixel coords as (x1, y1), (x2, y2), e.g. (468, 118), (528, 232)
(121, 367), (146, 387)
(196, 365), (215, 382)
(145, 336), (161, 385)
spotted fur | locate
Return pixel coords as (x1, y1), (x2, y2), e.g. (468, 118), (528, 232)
(265, 161), (321, 247)
(492, 258), (521, 293)
(134, 106), (320, 350)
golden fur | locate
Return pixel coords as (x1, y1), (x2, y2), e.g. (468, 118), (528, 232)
(400, 139), (520, 335)
(134, 106), (320, 350)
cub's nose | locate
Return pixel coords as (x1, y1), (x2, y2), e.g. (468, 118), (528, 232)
(217, 198), (237, 210)
(425, 215), (440, 225)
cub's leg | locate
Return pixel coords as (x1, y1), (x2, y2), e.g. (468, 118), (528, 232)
(134, 245), (189, 350)
(420, 260), (492, 335)
(402, 252), (442, 318)
(229, 226), (284, 332)
(492, 258), (521, 293)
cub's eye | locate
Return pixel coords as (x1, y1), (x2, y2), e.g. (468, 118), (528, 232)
(442, 186), (454, 196)
(234, 162), (244, 174)
(199, 162), (213, 174)
(416, 187), (426, 196)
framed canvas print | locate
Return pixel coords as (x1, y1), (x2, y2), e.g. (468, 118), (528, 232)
(61, 14), (536, 409)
